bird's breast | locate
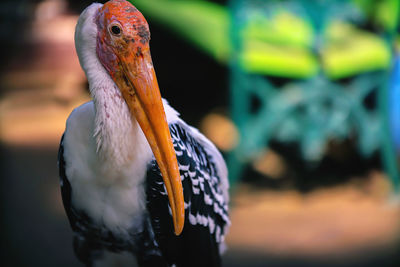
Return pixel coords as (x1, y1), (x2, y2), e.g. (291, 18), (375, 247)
(63, 101), (154, 236)
(70, 169), (148, 235)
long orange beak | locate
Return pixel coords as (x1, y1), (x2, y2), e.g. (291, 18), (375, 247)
(114, 46), (184, 235)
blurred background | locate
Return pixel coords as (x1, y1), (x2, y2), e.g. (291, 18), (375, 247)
(1, 0), (400, 266)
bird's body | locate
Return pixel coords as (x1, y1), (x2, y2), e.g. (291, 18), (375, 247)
(58, 1), (229, 266)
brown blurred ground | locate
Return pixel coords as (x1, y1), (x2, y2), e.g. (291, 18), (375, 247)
(1, 1), (400, 267)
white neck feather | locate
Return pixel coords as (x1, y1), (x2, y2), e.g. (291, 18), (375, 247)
(74, 3), (148, 168)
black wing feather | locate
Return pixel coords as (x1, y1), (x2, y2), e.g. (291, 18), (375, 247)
(146, 122), (229, 267)
(58, 134), (73, 227)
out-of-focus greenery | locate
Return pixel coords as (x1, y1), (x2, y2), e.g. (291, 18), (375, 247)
(353, 0), (399, 32)
(322, 22), (391, 79)
(131, 0), (396, 80)
(241, 11), (314, 48)
(131, 0), (230, 63)
(239, 40), (318, 78)
(239, 10), (318, 78)
(239, 16), (392, 79)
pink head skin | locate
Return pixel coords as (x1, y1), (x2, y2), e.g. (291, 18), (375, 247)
(95, 0), (150, 76)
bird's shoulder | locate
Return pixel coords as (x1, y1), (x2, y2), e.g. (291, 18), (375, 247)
(61, 101), (98, 173)
(64, 101), (95, 141)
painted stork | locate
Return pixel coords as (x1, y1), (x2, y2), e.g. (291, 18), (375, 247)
(57, 0), (230, 266)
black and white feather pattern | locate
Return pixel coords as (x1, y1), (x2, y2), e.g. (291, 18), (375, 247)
(58, 121), (229, 267)
(146, 122), (230, 266)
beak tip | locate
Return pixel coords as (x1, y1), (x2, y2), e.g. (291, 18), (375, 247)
(173, 213), (184, 236)
(174, 226), (183, 236)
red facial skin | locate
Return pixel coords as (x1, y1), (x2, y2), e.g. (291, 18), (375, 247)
(95, 0), (151, 77)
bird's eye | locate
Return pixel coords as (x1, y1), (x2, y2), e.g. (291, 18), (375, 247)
(110, 25), (121, 36)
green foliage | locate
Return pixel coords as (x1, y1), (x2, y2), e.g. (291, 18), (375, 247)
(239, 9), (318, 78)
(322, 22), (391, 79)
(353, 0), (400, 32)
(130, 0), (230, 63)
(241, 10), (314, 48)
(240, 41), (319, 78)
(131, 0), (393, 79)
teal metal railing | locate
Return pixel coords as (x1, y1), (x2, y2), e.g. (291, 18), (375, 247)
(228, 0), (400, 189)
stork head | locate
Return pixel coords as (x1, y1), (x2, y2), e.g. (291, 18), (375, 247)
(95, 0), (150, 78)
(77, 0), (184, 235)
